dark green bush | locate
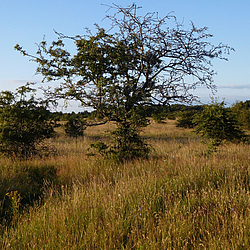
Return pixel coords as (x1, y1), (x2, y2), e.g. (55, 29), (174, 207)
(194, 100), (248, 147)
(152, 111), (167, 123)
(0, 84), (54, 158)
(231, 100), (250, 130)
(176, 110), (199, 128)
(64, 116), (86, 138)
(90, 125), (150, 162)
(109, 125), (150, 161)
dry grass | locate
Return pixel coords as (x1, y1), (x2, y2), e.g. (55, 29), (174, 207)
(0, 120), (250, 249)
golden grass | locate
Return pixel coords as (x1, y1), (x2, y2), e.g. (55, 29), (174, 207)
(0, 120), (250, 249)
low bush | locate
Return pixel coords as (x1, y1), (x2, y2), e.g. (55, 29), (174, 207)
(64, 116), (86, 138)
(194, 100), (248, 150)
(0, 83), (54, 158)
(176, 110), (199, 128)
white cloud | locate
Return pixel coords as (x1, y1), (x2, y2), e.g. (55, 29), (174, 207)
(218, 84), (250, 89)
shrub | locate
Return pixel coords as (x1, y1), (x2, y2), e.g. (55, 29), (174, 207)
(152, 110), (167, 123)
(194, 100), (247, 148)
(176, 110), (199, 128)
(64, 116), (86, 138)
(90, 124), (150, 162)
(0, 84), (54, 157)
(231, 100), (250, 130)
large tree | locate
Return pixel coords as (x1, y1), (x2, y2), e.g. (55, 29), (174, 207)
(15, 4), (233, 160)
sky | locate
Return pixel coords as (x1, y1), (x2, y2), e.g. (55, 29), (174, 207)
(0, 0), (250, 111)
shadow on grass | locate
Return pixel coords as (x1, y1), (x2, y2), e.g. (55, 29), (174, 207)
(0, 164), (59, 227)
(143, 135), (200, 144)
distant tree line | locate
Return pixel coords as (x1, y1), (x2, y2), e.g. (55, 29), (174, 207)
(46, 100), (250, 133)
(50, 104), (203, 122)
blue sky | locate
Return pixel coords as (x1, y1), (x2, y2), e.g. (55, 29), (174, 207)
(0, 0), (250, 111)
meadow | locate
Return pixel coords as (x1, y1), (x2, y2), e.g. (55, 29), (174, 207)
(0, 120), (250, 249)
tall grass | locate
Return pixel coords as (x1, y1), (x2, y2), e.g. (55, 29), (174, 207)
(0, 120), (250, 249)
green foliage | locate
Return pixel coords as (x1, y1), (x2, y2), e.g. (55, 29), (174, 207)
(90, 141), (109, 156)
(152, 110), (167, 123)
(194, 100), (247, 147)
(231, 100), (250, 130)
(166, 112), (177, 120)
(109, 125), (150, 161)
(15, 4), (233, 160)
(109, 104), (150, 160)
(0, 83), (54, 157)
(64, 116), (86, 138)
(176, 110), (199, 128)
(91, 107), (150, 161)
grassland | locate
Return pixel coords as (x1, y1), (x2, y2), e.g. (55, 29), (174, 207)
(0, 120), (250, 249)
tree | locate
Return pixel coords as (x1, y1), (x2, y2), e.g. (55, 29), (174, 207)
(176, 110), (199, 128)
(64, 115), (86, 138)
(194, 100), (247, 149)
(231, 100), (250, 130)
(0, 83), (54, 157)
(15, 4), (233, 160)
